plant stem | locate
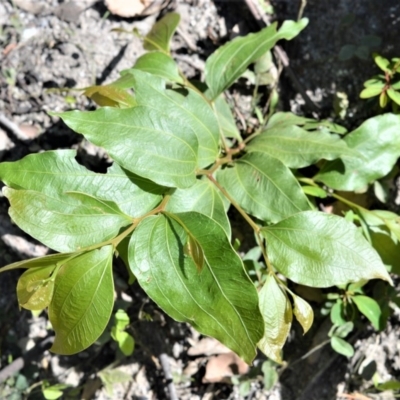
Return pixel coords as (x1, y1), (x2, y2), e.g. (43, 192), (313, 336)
(331, 192), (368, 212)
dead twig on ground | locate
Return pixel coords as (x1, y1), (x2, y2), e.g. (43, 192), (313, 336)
(242, 0), (319, 112)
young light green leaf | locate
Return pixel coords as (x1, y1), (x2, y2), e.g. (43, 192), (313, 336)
(379, 91), (388, 108)
(373, 54), (390, 72)
(83, 85), (136, 108)
(352, 295), (382, 330)
(212, 95), (242, 141)
(56, 105), (199, 189)
(262, 361), (279, 390)
(247, 125), (358, 169)
(302, 185), (327, 198)
(49, 246), (114, 355)
(3, 187), (131, 253)
(334, 321), (354, 338)
(128, 212), (264, 364)
(217, 152), (311, 223)
(42, 384), (70, 400)
(205, 19), (308, 99)
(133, 52), (184, 83)
(186, 235), (205, 272)
(121, 70), (219, 168)
(331, 336), (354, 357)
(143, 12), (180, 54)
(261, 211), (391, 287)
(111, 309), (135, 356)
(17, 265), (56, 310)
(316, 114), (400, 191)
(375, 380), (400, 391)
(289, 291), (314, 334)
(359, 84), (385, 99)
(258, 275), (292, 364)
(330, 300), (347, 326)
(0, 150), (163, 218)
(387, 88), (400, 106)
(165, 179), (231, 238)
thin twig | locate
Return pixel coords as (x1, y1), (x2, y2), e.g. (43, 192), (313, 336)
(242, 0), (319, 112)
(159, 353), (179, 400)
(0, 113), (31, 141)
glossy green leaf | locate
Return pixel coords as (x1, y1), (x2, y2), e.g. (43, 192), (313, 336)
(111, 310), (135, 356)
(83, 85), (136, 108)
(165, 179), (231, 238)
(3, 187), (131, 253)
(49, 246), (114, 355)
(121, 70), (219, 168)
(331, 336), (354, 357)
(128, 212), (263, 363)
(359, 84), (384, 99)
(352, 295), (382, 330)
(205, 19), (308, 99)
(143, 12), (180, 54)
(56, 105), (199, 189)
(387, 88), (400, 106)
(316, 114), (400, 191)
(213, 95), (242, 140)
(0, 150), (163, 218)
(261, 211), (391, 287)
(247, 125), (358, 169)
(217, 152), (311, 223)
(289, 291), (314, 334)
(258, 275), (292, 363)
(133, 52), (184, 83)
(373, 54), (390, 72)
(17, 265), (56, 310)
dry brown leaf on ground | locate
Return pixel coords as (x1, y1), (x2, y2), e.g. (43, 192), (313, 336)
(203, 352), (249, 383)
(104, 0), (168, 17)
(187, 337), (231, 357)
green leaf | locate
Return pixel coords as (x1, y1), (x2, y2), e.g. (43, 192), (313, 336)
(0, 150), (163, 218)
(373, 54), (390, 72)
(43, 384), (70, 400)
(111, 310), (135, 356)
(302, 185), (327, 198)
(375, 380), (400, 391)
(49, 246), (114, 355)
(133, 52), (184, 83)
(121, 70), (219, 168)
(258, 275), (292, 364)
(56, 105), (199, 189)
(261, 211), (391, 287)
(262, 360), (278, 390)
(17, 265), (56, 310)
(330, 300), (347, 326)
(370, 229), (400, 274)
(338, 44), (356, 61)
(82, 85), (136, 108)
(380, 91), (388, 108)
(333, 321), (354, 338)
(289, 291), (314, 334)
(316, 114), (400, 191)
(143, 12), (180, 54)
(387, 88), (400, 106)
(217, 152), (311, 223)
(352, 295), (382, 330)
(266, 112), (312, 129)
(247, 125), (358, 169)
(213, 95), (242, 140)
(205, 19), (308, 99)
(3, 187), (131, 253)
(359, 84), (385, 99)
(165, 179), (231, 238)
(128, 212), (263, 364)
(330, 336), (354, 357)
(98, 369), (132, 397)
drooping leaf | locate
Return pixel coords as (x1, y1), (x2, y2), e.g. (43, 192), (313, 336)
(334, 321), (354, 338)
(56, 105), (199, 189)
(143, 12), (180, 54)
(330, 300), (347, 326)
(247, 125), (358, 168)
(261, 211), (391, 287)
(0, 150), (163, 217)
(213, 95), (242, 140)
(49, 246), (114, 355)
(3, 187), (131, 253)
(83, 85), (136, 108)
(289, 291), (314, 334)
(133, 52), (184, 83)
(128, 212), (264, 363)
(120, 69), (219, 168)
(165, 179), (231, 238)
(331, 336), (354, 357)
(111, 309), (135, 356)
(258, 275), (292, 364)
(17, 265), (56, 310)
(205, 19), (308, 99)
(316, 114), (400, 191)
(352, 295), (382, 330)
(217, 152), (311, 223)
(387, 88), (400, 106)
